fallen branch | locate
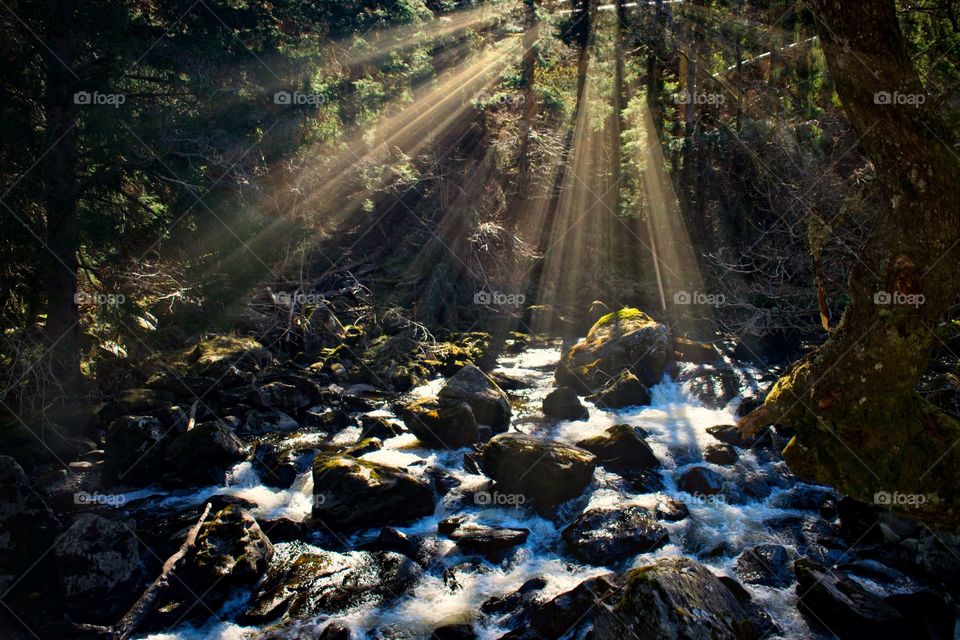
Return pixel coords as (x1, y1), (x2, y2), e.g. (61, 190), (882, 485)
(111, 501), (212, 640)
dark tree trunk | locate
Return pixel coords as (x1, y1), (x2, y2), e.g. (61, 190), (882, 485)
(43, 1), (82, 394)
(742, 0), (960, 529)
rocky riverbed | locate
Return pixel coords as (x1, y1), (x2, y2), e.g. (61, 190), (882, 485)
(3, 309), (959, 640)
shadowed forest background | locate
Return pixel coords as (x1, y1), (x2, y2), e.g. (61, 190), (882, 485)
(2, 1), (960, 639)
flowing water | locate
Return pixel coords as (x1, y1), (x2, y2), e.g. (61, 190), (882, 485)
(121, 341), (837, 639)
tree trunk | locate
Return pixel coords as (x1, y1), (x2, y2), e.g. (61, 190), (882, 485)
(741, 0), (960, 529)
(43, 0), (82, 395)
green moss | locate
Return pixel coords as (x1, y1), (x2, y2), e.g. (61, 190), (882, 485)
(590, 308), (655, 335)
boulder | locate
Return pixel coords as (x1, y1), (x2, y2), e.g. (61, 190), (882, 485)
(402, 398), (479, 448)
(253, 381), (311, 409)
(360, 415), (405, 439)
(587, 370), (651, 409)
(677, 466), (726, 496)
(104, 415), (167, 484)
(530, 574), (620, 638)
(342, 437), (383, 457)
(54, 514), (141, 622)
(734, 544), (795, 588)
(594, 556), (760, 640)
(180, 505), (274, 597)
(575, 424), (660, 473)
(116, 387), (175, 413)
(244, 549), (420, 624)
(542, 387), (589, 420)
(431, 623), (477, 640)
(312, 454), (436, 530)
(164, 422), (247, 484)
(252, 443), (298, 488)
(562, 505), (669, 565)
(480, 434), (595, 512)
(673, 337), (718, 363)
(556, 308), (670, 392)
(0, 456), (60, 595)
(703, 443), (739, 466)
(241, 409), (299, 435)
(794, 558), (905, 638)
(362, 526), (435, 567)
(439, 364), (512, 431)
(680, 366), (741, 409)
(707, 424), (762, 448)
(481, 576), (547, 622)
(439, 518), (529, 559)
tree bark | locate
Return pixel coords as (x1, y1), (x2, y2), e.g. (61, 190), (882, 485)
(741, 0), (960, 529)
(43, 0), (83, 395)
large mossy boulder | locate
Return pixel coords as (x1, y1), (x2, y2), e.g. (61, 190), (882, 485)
(0, 456), (61, 595)
(312, 454), (436, 530)
(164, 422), (247, 484)
(401, 398), (479, 448)
(479, 434), (595, 511)
(594, 556), (760, 640)
(556, 308), (670, 392)
(180, 505), (274, 595)
(244, 549), (421, 625)
(439, 364), (511, 431)
(587, 369), (651, 409)
(54, 514), (141, 622)
(104, 415), (167, 485)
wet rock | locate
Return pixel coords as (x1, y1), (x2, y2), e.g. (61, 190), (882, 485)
(252, 442), (298, 488)
(794, 558), (905, 638)
(402, 398), (479, 448)
(312, 454), (436, 530)
(481, 576), (547, 621)
(594, 556), (760, 640)
(104, 415), (167, 484)
(440, 518), (530, 559)
(360, 415), (405, 439)
(480, 434), (595, 512)
(439, 364), (512, 431)
(164, 422), (247, 484)
(189, 335), (271, 377)
(488, 370), (533, 391)
(244, 549), (421, 624)
(703, 443), (738, 465)
(0, 456), (61, 594)
(562, 505), (669, 565)
(241, 409), (299, 435)
(654, 496), (690, 522)
(677, 466), (725, 495)
(734, 544), (795, 588)
(432, 624), (477, 640)
(54, 513), (140, 622)
(530, 573), (620, 638)
(320, 621), (354, 640)
(885, 591), (957, 640)
(575, 424), (660, 473)
(253, 381), (311, 409)
(680, 366), (741, 409)
(736, 395), (764, 418)
(180, 505), (274, 594)
(362, 526), (434, 566)
(542, 387), (588, 420)
(771, 484), (837, 517)
(673, 337), (718, 363)
(587, 369), (651, 409)
(343, 437), (383, 457)
(556, 308), (671, 391)
(718, 575), (783, 638)
(707, 424), (764, 448)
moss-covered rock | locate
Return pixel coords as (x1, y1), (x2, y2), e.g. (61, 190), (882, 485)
(543, 386), (589, 420)
(575, 424), (660, 473)
(594, 556), (759, 640)
(311, 454), (436, 530)
(562, 506), (668, 565)
(401, 398), (479, 448)
(479, 434), (595, 511)
(587, 369), (651, 409)
(556, 308), (670, 392)
(439, 364), (511, 431)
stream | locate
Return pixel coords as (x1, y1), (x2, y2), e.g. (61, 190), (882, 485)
(117, 340), (839, 639)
